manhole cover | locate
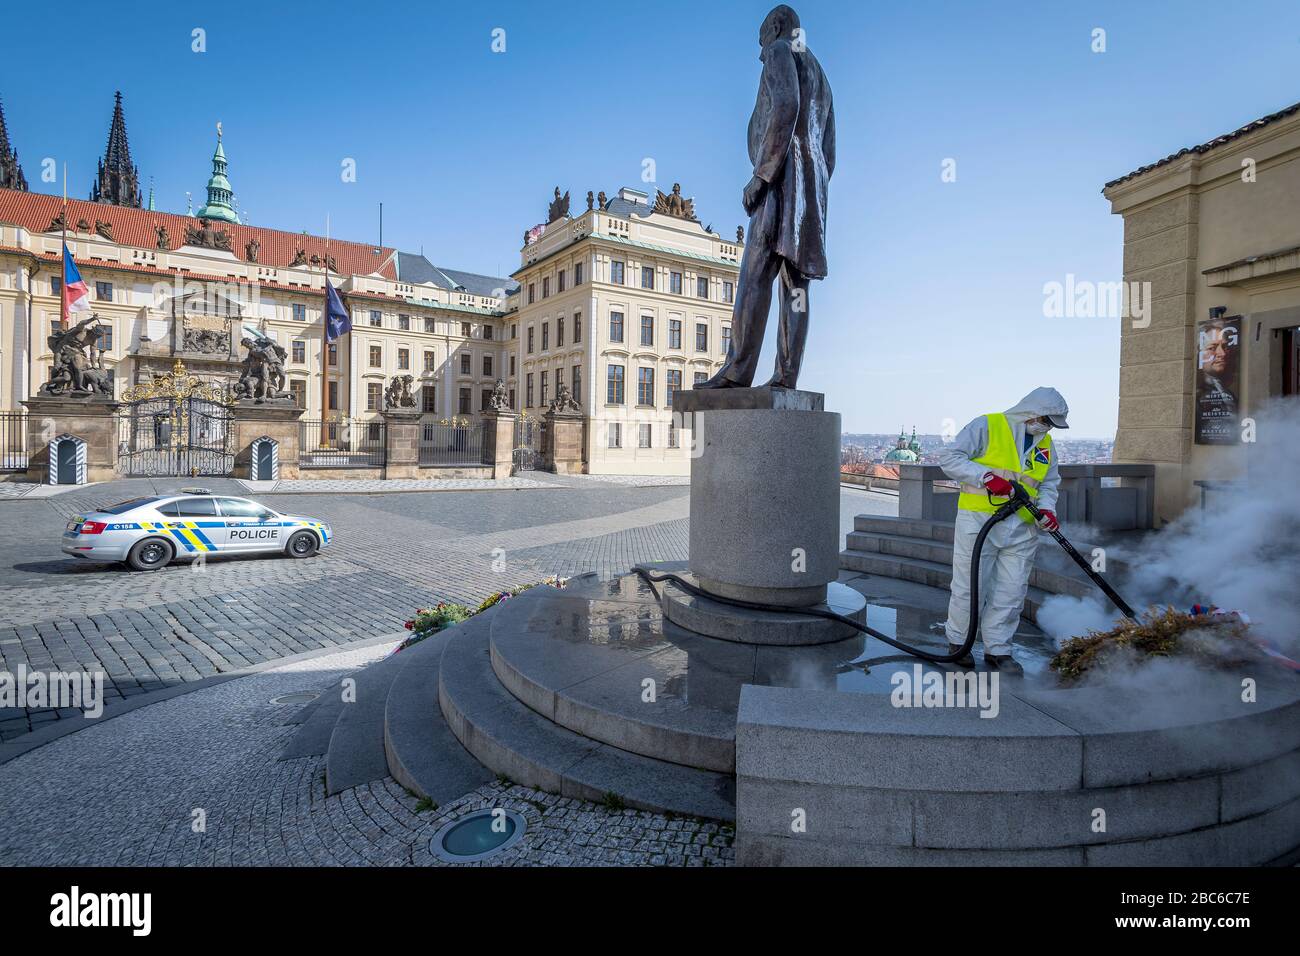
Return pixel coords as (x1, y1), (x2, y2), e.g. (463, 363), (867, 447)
(429, 809), (526, 863)
(270, 692), (319, 706)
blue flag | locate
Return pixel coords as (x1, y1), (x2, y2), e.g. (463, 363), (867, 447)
(324, 281), (351, 341)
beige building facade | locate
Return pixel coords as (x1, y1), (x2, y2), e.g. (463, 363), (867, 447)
(1104, 101), (1300, 522)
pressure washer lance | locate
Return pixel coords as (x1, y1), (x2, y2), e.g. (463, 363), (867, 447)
(633, 479), (1139, 668)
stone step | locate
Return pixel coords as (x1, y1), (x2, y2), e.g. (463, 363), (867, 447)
(854, 514), (955, 542)
(845, 529), (952, 565)
(278, 680), (348, 760)
(383, 625), (495, 805)
(839, 549), (1055, 624)
(487, 585), (739, 773)
(324, 651), (408, 796)
(439, 602), (736, 821)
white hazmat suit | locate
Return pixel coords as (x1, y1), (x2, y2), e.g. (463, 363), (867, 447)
(939, 387), (1067, 657)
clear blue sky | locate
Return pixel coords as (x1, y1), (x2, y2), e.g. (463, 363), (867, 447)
(3, 0), (1299, 437)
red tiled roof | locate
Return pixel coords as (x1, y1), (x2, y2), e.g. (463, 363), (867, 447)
(1104, 100), (1300, 189)
(0, 187), (397, 278)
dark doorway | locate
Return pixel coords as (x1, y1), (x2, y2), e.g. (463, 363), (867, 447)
(1283, 327), (1300, 396)
(255, 440), (275, 480)
(56, 439), (79, 484)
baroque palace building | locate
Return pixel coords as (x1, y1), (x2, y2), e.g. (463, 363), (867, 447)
(0, 95), (738, 475)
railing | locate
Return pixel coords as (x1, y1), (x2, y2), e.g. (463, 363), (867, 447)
(420, 422), (484, 466)
(897, 462), (1156, 530)
(299, 418), (387, 468)
(0, 412), (27, 472)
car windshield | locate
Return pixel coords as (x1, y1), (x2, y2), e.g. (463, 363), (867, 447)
(98, 497), (160, 515)
(217, 498), (272, 518)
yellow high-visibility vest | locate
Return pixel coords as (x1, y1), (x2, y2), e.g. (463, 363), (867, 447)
(956, 413), (1053, 523)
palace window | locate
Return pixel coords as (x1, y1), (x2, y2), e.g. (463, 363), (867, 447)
(528, 283), (535, 304)
(540, 370), (550, 406)
(557, 317), (565, 348)
(572, 365), (581, 402)
(483, 355), (493, 377)
(722, 325), (732, 357)
(398, 314), (410, 330)
(527, 327), (535, 353)
(369, 309), (382, 326)
(574, 311), (582, 343)
(607, 364), (625, 404)
(694, 371), (707, 386)
(369, 345), (382, 367)
(610, 261), (625, 285)
(398, 348), (410, 370)
(481, 388), (492, 410)
(542, 322), (549, 351)
(697, 276), (709, 298)
(509, 388), (516, 409)
(608, 422), (622, 449)
(640, 315), (654, 347)
(637, 367), (655, 406)
(525, 373), (534, 407)
(542, 277), (550, 299)
(51, 277), (62, 296)
(327, 380), (339, 409)
(669, 319), (682, 350)
(511, 323), (518, 339)
(422, 385), (437, 412)
(557, 269), (566, 293)
(723, 281), (734, 304)
(574, 262), (584, 285)
(95, 281), (113, 301)
(100, 327), (113, 350)
(328, 343), (338, 366)
(461, 322), (472, 337)
(483, 325), (493, 340)
(294, 303), (308, 322)
(639, 423), (652, 448)
(609, 311), (624, 343)
(510, 355), (516, 376)
(641, 266), (655, 290)
(424, 317), (435, 333)
(424, 350), (436, 372)
(292, 340), (306, 363)
(459, 388), (471, 414)
(366, 382), (381, 411)
(670, 272), (682, 295)
(460, 352), (471, 374)
(290, 380), (306, 408)
(696, 322), (708, 352)
(666, 369), (682, 406)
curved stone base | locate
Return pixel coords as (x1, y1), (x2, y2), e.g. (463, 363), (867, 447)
(662, 576), (867, 646)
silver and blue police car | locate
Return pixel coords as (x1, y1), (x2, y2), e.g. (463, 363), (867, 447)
(61, 489), (332, 571)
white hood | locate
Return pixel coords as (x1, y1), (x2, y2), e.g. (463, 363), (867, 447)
(1004, 387), (1069, 428)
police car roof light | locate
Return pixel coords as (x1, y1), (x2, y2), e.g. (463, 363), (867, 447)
(178, 487), (212, 495)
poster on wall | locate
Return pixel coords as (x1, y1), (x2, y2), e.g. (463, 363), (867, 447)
(1194, 314), (1241, 445)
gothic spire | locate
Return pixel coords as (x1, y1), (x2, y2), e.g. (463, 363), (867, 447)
(0, 98), (28, 192)
(91, 90), (142, 207)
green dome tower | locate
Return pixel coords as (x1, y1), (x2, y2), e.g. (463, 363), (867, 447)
(196, 122), (240, 224)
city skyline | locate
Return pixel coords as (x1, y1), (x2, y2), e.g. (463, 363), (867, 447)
(3, 0), (1299, 436)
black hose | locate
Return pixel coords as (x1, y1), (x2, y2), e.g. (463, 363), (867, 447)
(634, 495), (1022, 665)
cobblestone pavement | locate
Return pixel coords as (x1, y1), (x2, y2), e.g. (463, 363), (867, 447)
(0, 640), (733, 867)
(237, 476), (549, 493)
(0, 476), (694, 741)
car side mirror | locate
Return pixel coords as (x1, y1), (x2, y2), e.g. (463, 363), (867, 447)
(258, 511), (276, 521)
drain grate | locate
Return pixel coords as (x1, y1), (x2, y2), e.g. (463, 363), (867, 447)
(270, 692), (319, 706)
(429, 809), (526, 863)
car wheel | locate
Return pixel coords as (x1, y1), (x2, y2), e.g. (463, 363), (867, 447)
(286, 530), (319, 559)
(127, 537), (173, 572)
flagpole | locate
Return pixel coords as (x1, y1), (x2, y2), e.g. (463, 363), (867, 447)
(60, 164), (67, 330)
(322, 215), (330, 449)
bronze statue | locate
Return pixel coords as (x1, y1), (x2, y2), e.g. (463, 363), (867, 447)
(94, 219), (114, 241)
(586, 190), (594, 211)
(699, 4), (834, 391)
(384, 374), (416, 409)
(597, 191), (607, 209)
(547, 382), (581, 414)
(155, 225), (171, 250)
(736, 225), (744, 243)
(183, 219), (233, 252)
(41, 314), (113, 397)
(245, 237), (260, 262)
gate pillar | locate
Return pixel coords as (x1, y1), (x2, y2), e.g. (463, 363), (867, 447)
(21, 396), (120, 483)
(543, 408), (586, 474)
(482, 408), (518, 479)
(232, 403), (305, 480)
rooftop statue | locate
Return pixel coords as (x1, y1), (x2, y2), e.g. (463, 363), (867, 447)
(697, 4), (834, 391)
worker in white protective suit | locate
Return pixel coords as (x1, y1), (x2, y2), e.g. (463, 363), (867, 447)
(937, 387), (1069, 677)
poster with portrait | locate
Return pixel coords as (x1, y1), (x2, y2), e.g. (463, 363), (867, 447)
(1194, 314), (1241, 444)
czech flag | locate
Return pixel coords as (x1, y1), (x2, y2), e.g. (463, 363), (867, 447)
(62, 243), (91, 315)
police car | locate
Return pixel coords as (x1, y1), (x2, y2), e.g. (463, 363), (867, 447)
(61, 489), (332, 571)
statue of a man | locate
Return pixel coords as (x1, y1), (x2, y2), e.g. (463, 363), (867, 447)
(698, 4), (834, 391)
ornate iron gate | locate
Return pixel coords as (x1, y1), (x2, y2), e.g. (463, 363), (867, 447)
(117, 360), (234, 477)
(513, 415), (546, 472)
